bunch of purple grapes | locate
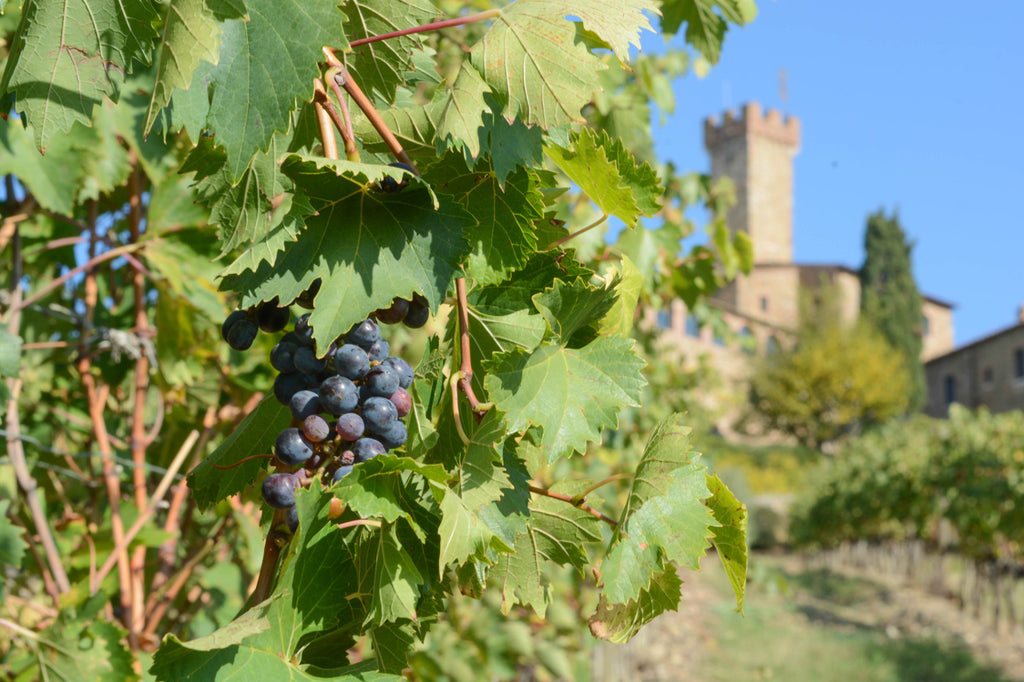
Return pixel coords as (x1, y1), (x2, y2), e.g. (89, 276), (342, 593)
(219, 283), (429, 532)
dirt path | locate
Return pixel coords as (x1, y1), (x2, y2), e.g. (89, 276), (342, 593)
(593, 551), (1024, 682)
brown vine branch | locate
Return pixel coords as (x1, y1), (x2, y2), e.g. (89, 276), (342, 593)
(3, 187), (72, 595)
(333, 67), (418, 173)
(91, 430), (199, 593)
(336, 518), (382, 531)
(528, 484), (618, 528)
(251, 510), (291, 606)
(312, 80), (339, 160)
(346, 9), (500, 47)
(454, 278), (487, 423)
(325, 69), (360, 162)
(572, 473), (634, 503)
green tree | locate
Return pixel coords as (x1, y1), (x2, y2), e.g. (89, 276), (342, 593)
(748, 287), (911, 449)
(859, 209), (925, 410)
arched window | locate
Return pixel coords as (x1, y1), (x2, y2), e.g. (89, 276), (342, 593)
(944, 375), (956, 405)
(766, 335), (780, 356)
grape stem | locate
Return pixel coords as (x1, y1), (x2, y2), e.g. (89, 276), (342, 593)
(324, 67), (359, 162)
(546, 212), (609, 250)
(322, 55), (418, 174)
(344, 9), (500, 48)
(312, 80), (339, 160)
(455, 278), (487, 422)
(571, 473), (634, 503)
(336, 518), (382, 531)
(527, 484), (618, 528)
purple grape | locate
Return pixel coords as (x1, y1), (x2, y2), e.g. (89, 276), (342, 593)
(339, 449), (356, 466)
(294, 313), (315, 347)
(333, 343), (370, 381)
(303, 414), (331, 442)
(225, 318), (258, 351)
(345, 318), (380, 348)
(352, 438), (385, 462)
(294, 279), (321, 310)
(221, 310), (248, 342)
(382, 357), (414, 389)
(332, 464), (355, 483)
(389, 387), (412, 418)
(262, 472), (301, 508)
(403, 293), (429, 329)
(290, 390), (321, 420)
(336, 413), (365, 441)
(286, 504), (300, 532)
(270, 340), (299, 373)
(256, 300), (290, 333)
(273, 371), (308, 405)
(294, 346), (326, 375)
(377, 420), (407, 450)
(375, 298), (409, 324)
(364, 365), (399, 398)
(366, 338), (390, 363)
(319, 375), (359, 415)
(275, 427), (314, 466)
(361, 396), (398, 434)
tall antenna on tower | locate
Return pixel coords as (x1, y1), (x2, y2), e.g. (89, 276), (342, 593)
(778, 68), (789, 114)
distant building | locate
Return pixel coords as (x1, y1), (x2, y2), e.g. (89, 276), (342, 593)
(650, 103), (955, 425)
(924, 307), (1024, 417)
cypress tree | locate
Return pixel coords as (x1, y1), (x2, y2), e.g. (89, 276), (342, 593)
(859, 209), (925, 411)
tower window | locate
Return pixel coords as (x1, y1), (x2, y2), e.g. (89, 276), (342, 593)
(656, 309), (671, 330)
(685, 315), (700, 338)
(922, 315), (931, 337)
(760, 296), (769, 312)
(981, 366), (994, 389)
(1015, 348), (1024, 379)
(944, 375), (956, 405)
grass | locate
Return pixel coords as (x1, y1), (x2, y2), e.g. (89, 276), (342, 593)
(696, 555), (1015, 682)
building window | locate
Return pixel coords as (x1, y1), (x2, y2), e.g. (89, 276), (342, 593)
(981, 366), (994, 390)
(739, 327), (755, 355)
(712, 330), (726, 347)
(766, 336), (780, 356)
(656, 309), (671, 330)
(944, 375), (956, 406)
(1016, 348), (1024, 379)
(760, 296), (769, 312)
(922, 315), (931, 337)
(685, 315), (700, 338)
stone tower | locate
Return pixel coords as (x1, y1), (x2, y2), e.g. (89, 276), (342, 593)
(704, 102), (801, 265)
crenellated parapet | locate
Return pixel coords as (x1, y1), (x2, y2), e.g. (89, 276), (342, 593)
(704, 102), (800, 151)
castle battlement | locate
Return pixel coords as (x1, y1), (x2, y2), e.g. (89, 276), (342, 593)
(704, 102), (801, 150)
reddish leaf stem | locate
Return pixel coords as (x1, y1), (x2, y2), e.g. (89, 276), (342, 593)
(346, 9), (500, 47)
(455, 278), (486, 423)
(333, 67), (418, 173)
(572, 473), (634, 502)
(251, 511), (290, 605)
(325, 69), (359, 161)
(528, 484), (618, 528)
(336, 518), (382, 531)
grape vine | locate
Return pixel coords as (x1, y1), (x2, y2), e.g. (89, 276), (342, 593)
(0, 0), (757, 679)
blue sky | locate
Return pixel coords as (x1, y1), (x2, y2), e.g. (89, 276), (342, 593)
(645, 1), (1023, 346)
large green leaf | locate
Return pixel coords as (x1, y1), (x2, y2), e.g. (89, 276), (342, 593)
(661, 0), (757, 63)
(429, 157), (544, 286)
(221, 156), (473, 350)
(599, 414), (718, 604)
(0, 0), (158, 150)
(186, 396), (290, 511)
(706, 473), (748, 612)
(0, 120), (81, 213)
(145, 0), (246, 134)
(170, 0), (341, 179)
(334, 455), (448, 526)
(589, 565), (682, 643)
(531, 277), (617, 345)
(0, 500), (27, 579)
(470, 0), (656, 128)
(483, 337), (645, 461)
(341, 0), (439, 102)
(545, 128), (662, 228)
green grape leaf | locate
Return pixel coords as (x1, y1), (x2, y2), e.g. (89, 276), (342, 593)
(706, 473), (748, 612)
(0, 121), (81, 214)
(369, 621), (417, 674)
(0, 329), (21, 378)
(545, 128), (662, 228)
(589, 564), (682, 643)
(469, 250), (594, 314)
(144, 0), (247, 135)
(429, 157), (544, 286)
(483, 337), (645, 461)
(660, 0), (757, 63)
(170, 0), (341, 179)
(366, 523), (426, 625)
(0, 500), (27, 575)
(613, 224), (683, 293)
(186, 396), (290, 512)
(437, 492), (495, 572)
(221, 157), (473, 350)
(434, 61), (490, 159)
(341, 0), (439, 102)
(599, 414), (718, 604)
(471, 0), (656, 128)
(0, 0), (159, 150)
(491, 481), (603, 616)
(599, 255), (644, 337)
(531, 277), (617, 344)
(480, 110), (546, 187)
(335, 456), (448, 525)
